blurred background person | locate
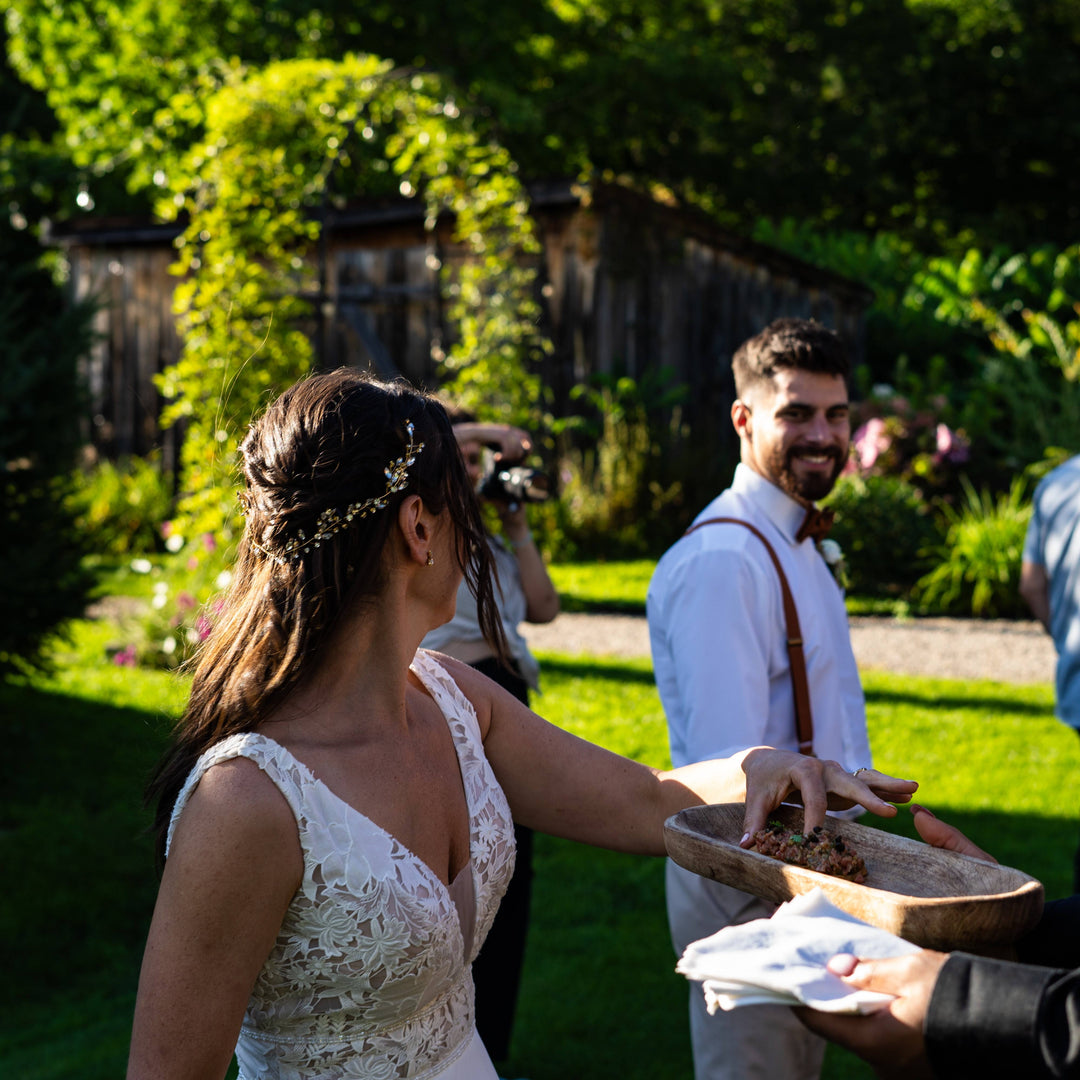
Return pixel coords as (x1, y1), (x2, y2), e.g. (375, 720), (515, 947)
(1019, 454), (1080, 891)
(421, 409), (559, 1064)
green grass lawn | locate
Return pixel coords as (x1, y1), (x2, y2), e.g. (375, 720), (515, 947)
(2, 604), (1077, 1079)
(547, 559), (656, 614)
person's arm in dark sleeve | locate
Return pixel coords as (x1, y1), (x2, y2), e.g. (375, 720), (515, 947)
(1017, 895), (1080, 971)
(926, 951), (1080, 1078)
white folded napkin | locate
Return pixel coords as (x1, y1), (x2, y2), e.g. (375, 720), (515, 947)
(676, 887), (920, 1015)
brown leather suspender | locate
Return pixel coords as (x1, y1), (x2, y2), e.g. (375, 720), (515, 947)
(683, 516), (815, 756)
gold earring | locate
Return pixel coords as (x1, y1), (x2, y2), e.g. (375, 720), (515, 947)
(426, 551), (434, 566)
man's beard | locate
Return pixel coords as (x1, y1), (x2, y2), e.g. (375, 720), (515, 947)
(770, 444), (846, 503)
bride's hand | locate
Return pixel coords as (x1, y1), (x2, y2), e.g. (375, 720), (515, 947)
(739, 750), (918, 845)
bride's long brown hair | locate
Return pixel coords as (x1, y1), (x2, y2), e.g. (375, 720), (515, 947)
(147, 369), (506, 864)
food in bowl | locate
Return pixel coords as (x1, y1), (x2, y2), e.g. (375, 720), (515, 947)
(748, 820), (868, 883)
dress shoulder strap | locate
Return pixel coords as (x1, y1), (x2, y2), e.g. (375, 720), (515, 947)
(683, 516), (814, 756)
(411, 649), (484, 744)
(166, 732), (307, 856)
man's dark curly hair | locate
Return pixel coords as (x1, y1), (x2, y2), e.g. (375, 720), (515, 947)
(732, 317), (850, 399)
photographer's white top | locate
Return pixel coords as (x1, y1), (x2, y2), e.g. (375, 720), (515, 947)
(422, 535), (541, 689)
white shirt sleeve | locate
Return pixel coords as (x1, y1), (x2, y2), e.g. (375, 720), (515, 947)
(658, 542), (784, 764)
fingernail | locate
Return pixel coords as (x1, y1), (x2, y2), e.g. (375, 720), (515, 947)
(740, 832), (750, 847)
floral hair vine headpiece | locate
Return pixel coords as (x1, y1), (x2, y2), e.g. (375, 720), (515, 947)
(244, 420), (425, 565)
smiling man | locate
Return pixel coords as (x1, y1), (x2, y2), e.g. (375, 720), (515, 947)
(647, 318), (871, 1080)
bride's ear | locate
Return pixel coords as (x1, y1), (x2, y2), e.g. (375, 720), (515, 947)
(396, 495), (433, 566)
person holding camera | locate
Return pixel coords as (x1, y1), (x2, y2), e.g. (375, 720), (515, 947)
(420, 410), (559, 1065)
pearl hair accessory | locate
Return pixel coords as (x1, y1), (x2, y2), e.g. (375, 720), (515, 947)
(244, 420), (425, 564)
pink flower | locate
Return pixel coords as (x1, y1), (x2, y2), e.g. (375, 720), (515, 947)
(852, 417), (891, 470)
(112, 645), (137, 667)
(161, 520), (174, 538)
(202, 532), (217, 552)
(195, 615), (214, 641)
(176, 591), (197, 611)
(934, 423), (969, 465)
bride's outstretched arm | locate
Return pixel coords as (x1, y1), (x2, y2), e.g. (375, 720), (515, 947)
(445, 655), (917, 855)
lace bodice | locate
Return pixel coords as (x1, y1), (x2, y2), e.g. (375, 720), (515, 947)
(167, 650), (517, 1079)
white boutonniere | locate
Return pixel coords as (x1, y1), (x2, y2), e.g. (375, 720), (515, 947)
(817, 538), (849, 590)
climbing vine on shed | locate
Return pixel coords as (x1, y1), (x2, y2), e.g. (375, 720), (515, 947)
(155, 55), (548, 544)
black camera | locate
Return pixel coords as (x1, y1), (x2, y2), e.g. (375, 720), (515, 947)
(478, 464), (552, 507)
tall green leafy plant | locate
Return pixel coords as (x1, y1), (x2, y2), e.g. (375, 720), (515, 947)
(539, 369), (692, 559)
(155, 56), (548, 547)
(913, 476), (1031, 619)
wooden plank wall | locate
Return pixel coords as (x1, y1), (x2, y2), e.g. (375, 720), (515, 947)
(69, 244), (182, 468)
(61, 194), (869, 464)
(532, 194), (867, 443)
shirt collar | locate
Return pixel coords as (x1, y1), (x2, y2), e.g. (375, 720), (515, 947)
(731, 463), (810, 545)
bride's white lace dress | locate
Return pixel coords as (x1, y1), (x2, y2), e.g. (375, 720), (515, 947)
(167, 650), (516, 1079)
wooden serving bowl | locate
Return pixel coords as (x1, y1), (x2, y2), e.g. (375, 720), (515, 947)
(664, 803), (1044, 951)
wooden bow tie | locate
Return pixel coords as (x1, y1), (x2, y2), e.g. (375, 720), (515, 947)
(796, 506), (835, 544)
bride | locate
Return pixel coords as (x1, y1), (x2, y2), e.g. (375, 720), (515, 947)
(127, 369), (916, 1079)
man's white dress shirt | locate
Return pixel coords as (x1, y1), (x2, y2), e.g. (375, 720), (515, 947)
(647, 463), (870, 772)
(648, 464), (871, 1080)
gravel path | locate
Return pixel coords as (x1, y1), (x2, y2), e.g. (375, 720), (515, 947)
(88, 596), (1057, 685)
(522, 613), (1058, 686)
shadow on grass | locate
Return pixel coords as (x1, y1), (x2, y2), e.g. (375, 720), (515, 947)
(508, 836), (691, 1080)
(557, 596), (647, 616)
(534, 654), (657, 686)
(0, 683), (169, 1011)
(864, 685), (1053, 717)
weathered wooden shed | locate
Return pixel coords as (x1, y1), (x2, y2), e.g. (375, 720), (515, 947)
(51, 180), (872, 464)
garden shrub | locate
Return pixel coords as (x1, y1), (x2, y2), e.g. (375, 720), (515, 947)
(825, 474), (942, 598)
(847, 378), (971, 503)
(68, 453), (173, 557)
(913, 477), (1031, 619)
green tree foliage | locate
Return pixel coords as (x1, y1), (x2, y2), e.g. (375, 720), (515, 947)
(7, 0), (1080, 245)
